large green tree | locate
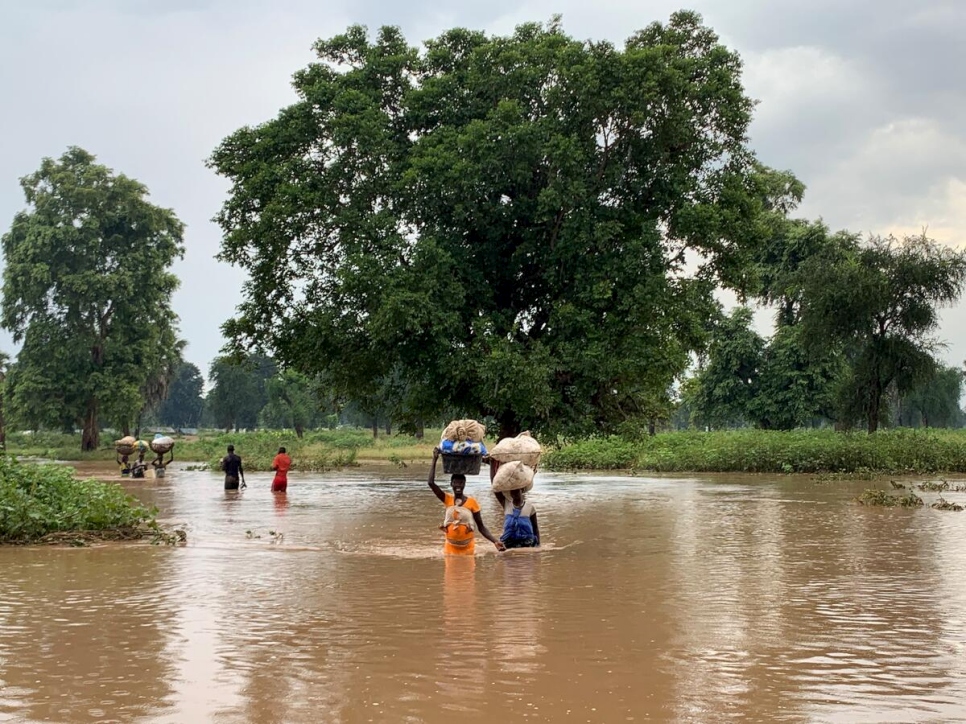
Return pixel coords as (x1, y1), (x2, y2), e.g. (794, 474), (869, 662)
(210, 13), (792, 437)
(1, 148), (185, 450)
(206, 354), (276, 432)
(259, 369), (321, 438)
(797, 233), (966, 432)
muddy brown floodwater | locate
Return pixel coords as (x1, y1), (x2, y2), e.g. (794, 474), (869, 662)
(2, 464), (966, 723)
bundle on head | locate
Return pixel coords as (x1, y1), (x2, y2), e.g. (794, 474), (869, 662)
(489, 431), (542, 469)
(150, 435), (175, 454)
(491, 460), (535, 493)
(115, 435), (137, 456)
(441, 419), (486, 443)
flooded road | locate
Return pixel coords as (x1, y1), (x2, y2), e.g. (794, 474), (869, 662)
(2, 464), (966, 723)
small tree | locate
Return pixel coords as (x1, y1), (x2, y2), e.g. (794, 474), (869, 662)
(259, 370), (319, 438)
(157, 362), (205, 430)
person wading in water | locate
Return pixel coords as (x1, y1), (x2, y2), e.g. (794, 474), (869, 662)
(428, 447), (504, 555)
(220, 445), (246, 491)
(271, 446), (291, 493)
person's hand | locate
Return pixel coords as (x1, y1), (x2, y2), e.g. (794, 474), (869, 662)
(432, 447), (441, 460)
(494, 540), (506, 552)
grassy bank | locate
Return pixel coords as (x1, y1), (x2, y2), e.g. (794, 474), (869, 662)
(0, 455), (181, 545)
(5, 428), (439, 472)
(542, 429), (966, 475)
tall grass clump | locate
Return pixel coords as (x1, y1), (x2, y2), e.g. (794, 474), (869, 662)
(0, 456), (174, 545)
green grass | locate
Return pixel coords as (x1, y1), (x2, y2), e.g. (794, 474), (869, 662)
(542, 428), (966, 475)
(0, 455), (179, 545)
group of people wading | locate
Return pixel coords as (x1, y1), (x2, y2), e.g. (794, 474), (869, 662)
(216, 440), (541, 555)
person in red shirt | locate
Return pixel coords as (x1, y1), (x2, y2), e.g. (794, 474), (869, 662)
(271, 447), (292, 493)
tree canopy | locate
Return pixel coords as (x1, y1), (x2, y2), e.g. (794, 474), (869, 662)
(209, 13), (792, 437)
(1, 147), (185, 450)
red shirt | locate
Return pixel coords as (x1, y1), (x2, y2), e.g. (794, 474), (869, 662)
(272, 453), (292, 479)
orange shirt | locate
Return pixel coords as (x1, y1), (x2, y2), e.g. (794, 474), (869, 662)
(272, 453), (292, 478)
(442, 493), (480, 555)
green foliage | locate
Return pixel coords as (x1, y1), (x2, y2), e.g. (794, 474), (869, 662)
(206, 354), (276, 431)
(543, 428), (966, 474)
(0, 456), (160, 544)
(209, 14), (793, 438)
(797, 233), (966, 432)
(856, 489), (924, 507)
(899, 365), (966, 428)
(1, 147), (185, 450)
(157, 362), (205, 429)
(259, 369), (322, 437)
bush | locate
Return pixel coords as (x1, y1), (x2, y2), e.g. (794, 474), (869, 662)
(0, 456), (167, 544)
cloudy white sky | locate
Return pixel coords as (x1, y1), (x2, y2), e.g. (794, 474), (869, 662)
(2, 0), (965, 377)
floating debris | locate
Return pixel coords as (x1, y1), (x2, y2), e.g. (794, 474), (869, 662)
(931, 497), (964, 512)
(857, 489), (923, 507)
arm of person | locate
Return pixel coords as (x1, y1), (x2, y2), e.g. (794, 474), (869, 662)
(239, 459), (246, 486)
(427, 448), (446, 503)
(494, 491), (506, 506)
(473, 511), (506, 551)
(530, 511), (540, 546)
(167, 449), (174, 465)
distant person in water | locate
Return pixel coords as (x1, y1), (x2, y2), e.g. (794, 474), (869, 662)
(151, 449), (173, 478)
(271, 447), (291, 493)
(220, 445), (246, 490)
(130, 457), (147, 479)
(428, 447), (504, 555)
(117, 453), (131, 477)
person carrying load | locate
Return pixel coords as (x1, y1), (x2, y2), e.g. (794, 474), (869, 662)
(428, 447), (504, 555)
(491, 460), (540, 548)
(150, 434), (175, 478)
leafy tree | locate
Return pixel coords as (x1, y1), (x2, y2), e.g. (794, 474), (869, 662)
(797, 233), (966, 432)
(749, 324), (842, 430)
(157, 362), (205, 430)
(898, 365), (965, 428)
(207, 354), (276, 431)
(209, 13), (791, 438)
(690, 307), (764, 429)
(1, 147), (185, 450)
(259, 369), (320, 437)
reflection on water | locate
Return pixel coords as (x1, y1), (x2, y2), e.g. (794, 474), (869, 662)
(1, 466), (966, 722)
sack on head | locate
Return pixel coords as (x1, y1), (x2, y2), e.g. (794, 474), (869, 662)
(489, 431), (542, 469)
(441, 419), (486, 443)
(491, 460), (535, 493)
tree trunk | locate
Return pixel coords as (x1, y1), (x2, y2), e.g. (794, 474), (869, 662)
(385, 420), (392, 436)
(81, 399), (99, 451)
(648, 418), (656, 437)
(122, 423), (131, 437)
(414, 423), (424, 440)
(371, 418), (378, 439)
(295, 424), (304, 439)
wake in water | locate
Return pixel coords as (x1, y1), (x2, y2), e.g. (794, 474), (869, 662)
(336, 539), (583, 559)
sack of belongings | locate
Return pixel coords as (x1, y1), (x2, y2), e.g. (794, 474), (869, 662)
(489, 431), (542, 469)
(150, 435), (175, 454)
(491, 459), (535, 493)
(115, 435), (137, 456)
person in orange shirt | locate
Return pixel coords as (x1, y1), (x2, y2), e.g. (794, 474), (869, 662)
(271, 446), (292, 493)
(428, 447), (504, 555)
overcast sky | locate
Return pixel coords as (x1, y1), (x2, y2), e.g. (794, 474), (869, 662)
(1, 0), (965, 378)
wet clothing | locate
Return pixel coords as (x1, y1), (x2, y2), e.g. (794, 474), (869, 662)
(271, 453), (291, 493)
(221, 453), (243, 490)
(442, 493), (481, 556)
(130, 463), (146, 479)
(501, 500), (538, 548)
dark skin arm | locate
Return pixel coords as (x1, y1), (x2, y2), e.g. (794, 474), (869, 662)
(239, 459), (246, 487)
(473, 511), (505, 550)
(530, 511), (540, 545)
(428, 448), (446, 502)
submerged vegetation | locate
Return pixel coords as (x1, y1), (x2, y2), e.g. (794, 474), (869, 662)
(0, 456), (182, 545)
